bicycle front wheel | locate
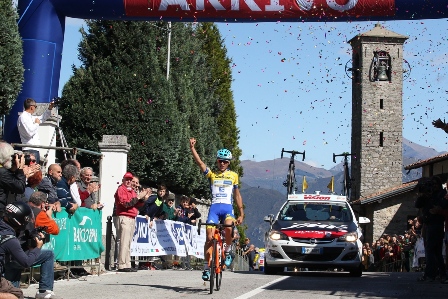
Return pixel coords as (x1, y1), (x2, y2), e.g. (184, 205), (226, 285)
(216, 242), (223, 291)
(209, 239), (217, 294)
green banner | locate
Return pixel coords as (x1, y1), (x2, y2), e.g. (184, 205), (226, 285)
(43, 208), (104, 261)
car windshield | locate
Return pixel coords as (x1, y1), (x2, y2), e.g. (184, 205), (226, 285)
(279, 202), (352, 222)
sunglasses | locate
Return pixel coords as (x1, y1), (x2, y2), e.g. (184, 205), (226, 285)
(218, 160), (230, 164)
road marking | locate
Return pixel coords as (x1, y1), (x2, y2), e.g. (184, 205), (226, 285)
(234, 276), (288, 299)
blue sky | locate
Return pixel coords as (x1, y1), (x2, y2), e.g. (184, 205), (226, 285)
(60, 18), (448, 169)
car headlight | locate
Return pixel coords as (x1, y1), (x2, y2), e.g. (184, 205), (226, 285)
(269, 230), (289, 241)
(337, 232), (358, 242)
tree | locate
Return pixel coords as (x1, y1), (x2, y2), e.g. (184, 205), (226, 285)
(60, 21), (222, 197)
(196, 23), (246, 238)
(0, 1), (23, 115)
(197, 23), (243, 178)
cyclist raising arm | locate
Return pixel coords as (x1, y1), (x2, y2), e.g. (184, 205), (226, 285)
(189, 138), (244, 281)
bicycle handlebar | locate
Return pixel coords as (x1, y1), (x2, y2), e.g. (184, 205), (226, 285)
(333, 152), (355, 163)
(281, 148), (305, 161)
(197, 219), (235, 235)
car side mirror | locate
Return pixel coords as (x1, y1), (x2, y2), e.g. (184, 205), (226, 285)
(264, 214), (274, 225)
(358, 216), (370, 224)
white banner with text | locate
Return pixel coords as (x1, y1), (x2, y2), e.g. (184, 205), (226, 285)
(130, 216), (206, 258)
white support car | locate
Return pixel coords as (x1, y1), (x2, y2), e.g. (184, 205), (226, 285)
(264, 192), (370, 276)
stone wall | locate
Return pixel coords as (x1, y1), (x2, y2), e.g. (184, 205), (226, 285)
(363, 192), (418, 244)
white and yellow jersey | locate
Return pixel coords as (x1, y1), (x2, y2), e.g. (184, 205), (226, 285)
(204, 168), (239, 205)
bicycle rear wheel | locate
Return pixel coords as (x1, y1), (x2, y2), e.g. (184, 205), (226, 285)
(209, 239), (217, 294)
(216, 270), (222, 291)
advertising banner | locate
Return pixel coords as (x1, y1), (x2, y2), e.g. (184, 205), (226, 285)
(43, 208), (104, 261)
(130, 216), (206, 258)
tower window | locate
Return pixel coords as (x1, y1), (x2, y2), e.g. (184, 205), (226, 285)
(380, 99), (384, 109)
(371, 51), (391, 82)
(380, 132), (384, 147)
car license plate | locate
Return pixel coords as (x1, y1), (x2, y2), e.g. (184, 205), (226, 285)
(301, 247), (322, 254)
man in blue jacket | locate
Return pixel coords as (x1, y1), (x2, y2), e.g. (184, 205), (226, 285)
(56, 164), (79, 214)
(37, 164), (62, 212)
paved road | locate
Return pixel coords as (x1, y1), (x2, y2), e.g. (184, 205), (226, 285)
(21, 270), (447, 299)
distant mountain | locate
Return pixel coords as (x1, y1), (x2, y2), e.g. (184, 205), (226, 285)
(240, 158), (336, 195)
(239, 138), (445, 248)
(402, 138), (444, 181)
(403, 138), (442, 160)
(239, 183), (284, 248)
(240, 138), (445, 195)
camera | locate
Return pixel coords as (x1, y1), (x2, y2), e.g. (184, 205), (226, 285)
(52, 96), (61, 106)
(23, 226), (49, 248)
(11, 152), (32, 166)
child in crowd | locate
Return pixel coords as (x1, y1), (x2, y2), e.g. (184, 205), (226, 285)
(162, 193), (177, 220)
(141, 183), (167, 223)
(176, 196), (193, 224)
(187, 198), (201, 226)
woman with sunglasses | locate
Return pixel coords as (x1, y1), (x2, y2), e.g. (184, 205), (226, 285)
(189, 138), (244, 282)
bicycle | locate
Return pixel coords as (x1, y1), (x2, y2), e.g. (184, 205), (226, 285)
(281, 148), (305, 194)
(333, 152), (355, 199)
(197, 219), (235, 294)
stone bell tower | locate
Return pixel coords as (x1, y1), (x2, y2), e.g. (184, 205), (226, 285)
(348, 24), (408, 201)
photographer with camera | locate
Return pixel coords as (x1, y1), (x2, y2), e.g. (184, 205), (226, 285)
(415, 176), (448, 284)
(0, 142), (26, 217)
(17, 98), (55, 164)
(0, 202), (59, 299)
(4, 192), (59, 298)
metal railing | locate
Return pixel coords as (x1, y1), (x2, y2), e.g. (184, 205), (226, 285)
(11, 143), (102, 158)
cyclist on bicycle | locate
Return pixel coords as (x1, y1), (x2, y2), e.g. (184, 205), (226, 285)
(189, 138), (244, 281)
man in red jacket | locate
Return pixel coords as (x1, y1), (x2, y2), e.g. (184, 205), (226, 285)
(114, 172), (150, 272)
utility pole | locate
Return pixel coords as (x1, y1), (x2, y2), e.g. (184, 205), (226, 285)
(166, 22), (172, 80)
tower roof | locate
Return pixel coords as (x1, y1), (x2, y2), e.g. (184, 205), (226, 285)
(348, 23), (408, 44)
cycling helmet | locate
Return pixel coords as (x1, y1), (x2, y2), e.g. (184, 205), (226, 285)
(217, 148), (232, 160)
(4, 202), (33, 229)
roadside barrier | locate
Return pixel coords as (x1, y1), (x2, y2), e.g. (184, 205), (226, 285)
(233, 248), (249, 271)
(130, 217), (205, 258)
(105, 216), (250, 272)
(45, 208), (103, 278)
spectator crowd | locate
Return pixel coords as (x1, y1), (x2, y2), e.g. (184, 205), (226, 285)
(0, 136), (210, 299)
(361, 233), (416, 272)
(112, 172), (204, 272)
(0, 134), (108, 299)
(0, 98), (248, 298)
